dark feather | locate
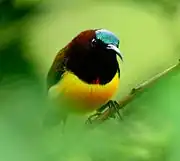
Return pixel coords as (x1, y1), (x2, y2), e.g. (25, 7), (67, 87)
(46, 47), (68, 90)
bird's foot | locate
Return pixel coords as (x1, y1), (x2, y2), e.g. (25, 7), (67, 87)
(86, 100), (123, 125)
(98, 100), (123, 120)
(85, 112), (102, 124)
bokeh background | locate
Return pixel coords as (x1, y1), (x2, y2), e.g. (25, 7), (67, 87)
(0, 0), (180, 161)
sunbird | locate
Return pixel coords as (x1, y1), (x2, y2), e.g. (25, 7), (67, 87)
(45, 29), (123, 126)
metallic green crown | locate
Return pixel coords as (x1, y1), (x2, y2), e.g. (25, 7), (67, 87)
(95, 29), (119, 47)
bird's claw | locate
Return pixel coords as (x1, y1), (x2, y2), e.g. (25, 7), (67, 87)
(86, 100), (122, 124)
(98, 100), (123, 120)
(85, 112), (102, 124)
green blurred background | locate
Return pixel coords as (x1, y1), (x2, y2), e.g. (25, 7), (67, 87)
(0, 0), (180, 161)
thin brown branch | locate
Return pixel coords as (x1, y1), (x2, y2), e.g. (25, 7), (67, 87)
(86, 59), (180, 125)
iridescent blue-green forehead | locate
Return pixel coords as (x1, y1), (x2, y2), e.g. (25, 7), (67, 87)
(95, 29), (120, 47)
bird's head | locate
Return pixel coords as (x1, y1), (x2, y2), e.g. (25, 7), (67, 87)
(66, 29), (123, 85)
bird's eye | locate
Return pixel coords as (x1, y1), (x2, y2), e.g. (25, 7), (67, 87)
(91, 38), (97, 47)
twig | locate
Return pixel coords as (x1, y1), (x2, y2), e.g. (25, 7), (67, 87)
(86, 59), (180, 125)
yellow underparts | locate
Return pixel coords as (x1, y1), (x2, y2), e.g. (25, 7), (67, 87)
(48, 72), (120, 114)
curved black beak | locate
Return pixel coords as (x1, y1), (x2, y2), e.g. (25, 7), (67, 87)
(106, 44), (123, 61)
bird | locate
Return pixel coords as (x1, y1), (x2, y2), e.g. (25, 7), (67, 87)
(44, 28), (123, 127)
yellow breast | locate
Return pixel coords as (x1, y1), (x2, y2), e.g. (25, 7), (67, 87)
(48, 72), (120, 113)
